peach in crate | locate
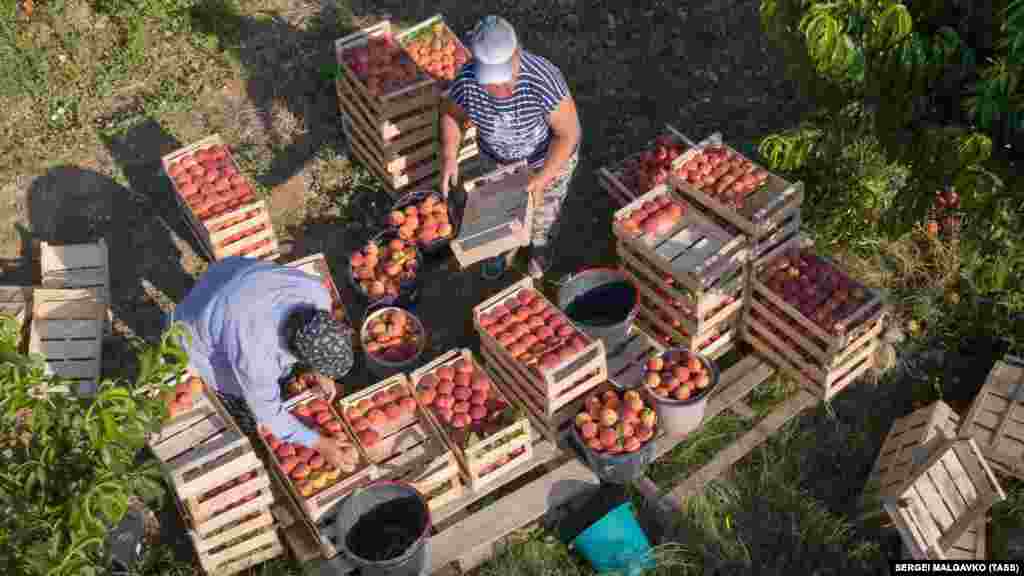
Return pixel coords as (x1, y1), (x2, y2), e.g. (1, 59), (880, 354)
(597, 125), (698, 205)
(613, 189), (688, 238)
(340, 375), (420, 455)
(359, 307), (424, 363)
(411, 349), (534, 489)
(163, 140), (257, 222)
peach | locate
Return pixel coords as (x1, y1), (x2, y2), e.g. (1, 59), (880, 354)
(673, 386), (691, 401)
(280, 456), (301, 474)
(470, 390), (487, 405)
(372, 391), (392, 406)
(624, 437), (642, 452)
(437, 380), (455, 396)
(435, 407), (453, 423)
(419, 374), (438, 390)
(585, 395), (603, 413)
(621, 407), (640, 425)
(654, 386), (672, 398)
(276, 443), (296, 459)
(695, 373), (711, 389)
(627, 395), (645, 413)
(297, 447), (316, 461)
(437, 366), (455, 381)
(291, 463), (310, 480)
(618, 422), (636, 438)
(636, 425), (655, 443)
(315, 411), (333, 425)
(580, 421), (599, 440)
(309, 454), (326, 470)
(357, 399), (373, 413)
(644, 372), (661, 388)
(599, 428), (618, 449)
(346, 406), (364, 421)
(389, 210), (406, 226)
(454, 359), (473, 374)
(453, 401), (470, 414)
(471, 374), (491, 392)
(418, 388), (437, 406)
(366, 409), (387, 426)
(640, 408), (657, 429)
(454, 373), (472, 388)
(576, 412), (593, 428)
(452, 386), (472, 401)
(646, 357), (664, 371)
(663, 376), (680, 392)
(673, 366), (691, 382)
(600, 408), (618, 427)
(452, 413), (471, 428)
(469, 405), (487, 421)
(527, 316), (546, 329)
(687, 355), (702, 372)
(536, 326), (554, 340)
(324, 421), (343, 435)
(517, 290), (534, 304)
(400, 397), (418, 413)
(358, 429), (380, 447)
(557, 325), (574, 338)
(587, 438), (605, 452)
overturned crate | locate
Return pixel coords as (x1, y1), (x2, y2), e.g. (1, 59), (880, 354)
(161, 134), (281, 262)
(28, 288), (105, 396)
(742, 235), (886, 401)
(960, 356), (1024, 479)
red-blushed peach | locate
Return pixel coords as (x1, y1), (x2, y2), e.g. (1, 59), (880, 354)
(636, 425), (655, 443)
(419, 374), (438, 390)
(624, 437), (642, 452)
(453, 401), (470, 414)
(640, 408), (657, 428)
(454, 373), (471, 388)
(451, 413), (471, 428)
(687, 355), (702, 372)
(291, 462), (310, 480)
(358, 429), (380, 447)
(276, 443), (297, 458)
(280, 456), (301, 474)
(621, 407), (640, 426)
(452, 386), (472, 402)
(469, 405), (487, 421)
(557, 325), (574, 338)
(580, 421), (599, 439)
(315, 411), (332, 425)
(673, 366), (691, 382)
(437, 380), (455, 396)
(350, 417), (370, 432)
(585, 395), (603, 413)
(646, 356), (664, 371)
(603, 389), (620, 405)
(516, 290), (533, 305)
(437, 366), (455, 381)
(434, 394), (455, 410)
(468, 390), (486, 405)
(435, 406), (453, 423)
(695, 373), (711, 389)
(399, 397), (418, 413)
(587, 437), (605, 452)
(454, 359), (473, 374)
(470, 374), (491, 392)
(536, 326), (555, 340)
(418, 388), (437, 406)
(357, 399), (373, 413)
(575, 412), (593, 428)
(599, 428), (618, 449)
(663, 375), (681, 392)
(324, 421), (343, 435)
(309, 454), (326, 470)
(297, 446), (316, 462)
(366, 409), (387, 426)
(618, 422), (636, 438)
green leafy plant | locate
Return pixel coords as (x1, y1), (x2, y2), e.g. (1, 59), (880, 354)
(0, 319), (191, 576)
(965, 0), (1024, 137)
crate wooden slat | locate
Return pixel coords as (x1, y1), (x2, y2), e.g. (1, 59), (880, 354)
(882, 433), (1005, 560)
(410, 348), (534, 490)
(472, 276), (608, 413)
(749, 235), (888, 356)
(337, 374), (461, 496)
(258, 393), (378, 523)
(147, 376), (221, 462)
(633, 293), (739, 360)
(28, 288), (105, 396)
(286, 253), (349, 325)
(667, 132), (805, 239)
(961, 357), (1024, 479)
(606, 327), (666, 390)
(613, 186), (749, 297)
(160, 134), (281, 262)
(450, 161), (535, 268)
(597, 125), (708, 206)
(198, 529), (283, 576)
(40, 240), (112, 333)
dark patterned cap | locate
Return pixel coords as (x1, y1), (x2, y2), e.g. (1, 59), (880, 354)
(291, 310), (354, 380)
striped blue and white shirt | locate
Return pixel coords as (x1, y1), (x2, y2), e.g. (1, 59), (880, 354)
(449, 50), (572, 170)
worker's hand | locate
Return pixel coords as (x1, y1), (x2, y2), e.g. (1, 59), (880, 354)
(309, 372), (337, 402)
(440, 156), (459, 197)
(315, 436), (360, 473)
(527, 171), (551, 205)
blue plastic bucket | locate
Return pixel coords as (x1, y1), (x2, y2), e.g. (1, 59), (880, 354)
(571, 502), (655, 576)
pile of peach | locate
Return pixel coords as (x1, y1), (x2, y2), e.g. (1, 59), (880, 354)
(400, 22), (470, 82)
(477, 289), (590, 371)
(643, 350), (712, 402)
(575, 390), (657, 455)
(615, 194), (687, 237)
(361, 308), (423, 363)
(388, 193), (454, 247)
(349, 239), (419, 301)
(676, 146), (768, 210)
(617, 134), (689, 193)
(344, 387), (420, 449)
(415, 358), (514, 447)
(163, 376), (205, 418)
(263, 399), (358, 497)
(166, 145), (256, 220)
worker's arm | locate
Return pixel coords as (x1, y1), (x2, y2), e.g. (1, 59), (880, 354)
(440, 96), (467, 165)
(532, 96), (581, 192)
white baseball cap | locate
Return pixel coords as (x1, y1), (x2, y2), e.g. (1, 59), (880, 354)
(470, 16), (518, 85)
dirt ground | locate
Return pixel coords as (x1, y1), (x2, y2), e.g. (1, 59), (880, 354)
(9, 1), (1006, 573)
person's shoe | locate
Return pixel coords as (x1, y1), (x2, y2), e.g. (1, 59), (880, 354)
(481, 254), (507, 280)
(528, 246), (553, 279)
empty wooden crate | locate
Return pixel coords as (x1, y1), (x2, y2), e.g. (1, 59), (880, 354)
(961, 356), (1024, 479)
(29, 288), (105, 396)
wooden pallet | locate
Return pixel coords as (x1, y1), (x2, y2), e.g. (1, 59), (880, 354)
(286, 253), (349, 325)
(618, 240), (745, 337)
(410, 348), (535, 490)
(450, 162), (534, 268)
(883, 433), (1005, 560)
(667, 132), (805, 239)
(597, 124), (706, 206)
(259, 393), (378, 523)
(749, 234), (888, 356)
(28, 288), (104, 396)
(613, 186), (749, 299)
(961, 357), (1024, 479)
(160, 134), (280, 262)
(473, 276), (608, 415)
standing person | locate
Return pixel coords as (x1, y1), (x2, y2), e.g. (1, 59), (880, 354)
(439, 15), (581, 280)
(167, 256), (359, 470)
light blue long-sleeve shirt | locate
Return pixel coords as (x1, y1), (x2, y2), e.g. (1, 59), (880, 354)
(170, 257), (331, 448)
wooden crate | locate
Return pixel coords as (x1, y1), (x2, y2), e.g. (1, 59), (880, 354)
(286, 253), (349, 325)
(597, 125), (710, 206)
(450, 161), (534, 268)
(259, 393), (378, 523)
(472, 276), (607, 414)
(195, 517), (282, 576)
(631, 289), (739, 361)
(410, 349), (534, 490)
(160, 134), (280, 262)
(882, 433), (1005, 560)
(337, 374), (462, 500)
(961, 357), (1024, 479)
(40, 239), (110, 306)
(617, 238), (745, 337)
(668, 131), (805, 239)
(147, 374), (219, 462)
(606, 326), (666, 390)
(612, 186), (749, 301)
(0, 286), (30, 326)
(748, 235), (888, 357)
(28, 288), (104, 396)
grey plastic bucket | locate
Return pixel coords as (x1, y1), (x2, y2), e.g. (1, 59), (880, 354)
(557, 267), (639, 353)
(644, 348), (720, 438)
(335, 481), (431, 576)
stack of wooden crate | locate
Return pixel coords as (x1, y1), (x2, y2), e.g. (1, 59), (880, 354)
(863, 400), (1005, 560)
(334, 16), (477, 196)
(39, 240), (112, 333)
(612, 186), (746, 361)
(28, 288), (106, 397)
(161, 135), (281, 262)
(148, 374), (283, 575)
(473, 278), (607, 443)
(741, 235), (886, 401)
(597, 124), (697, 208)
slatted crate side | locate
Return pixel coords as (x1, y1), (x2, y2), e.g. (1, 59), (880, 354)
(190, 509), (276, 554)
(751, 239), (888, 353)
(750, 193), (803, 259)
(337, 374), (418, 440)
(334, 19), (441, 120)
(885, 436), (1006, 560)
(613, 191), (749, 294)
(631, 309), (735, 361)
(336, 74), (439, 167)
(40, 239), (110, 299)
(410, 348), (535, 490)
(606, 327), (666, 390)
(404, 449), (466, 511)
(343, 114), (444, 194)
(633, 296), (739, 359)
(449, 161), (534, 268)
(471, 276), (608, 399)
(207, 201), (280, 261)
(189, 489), (277, 540)
(597, 124), (709, 206)
(863, 401), (961, 502)
(619, 250), (745, 338)
(944, 520), (986, 560)
(668, 134), (805, 238)
(961, 360), (1024, 479)
(743, 308), (877, 401)
(197, 526), (283, 576)
(149, 395), (224, 463)
(29, 288), (105, 395)
(187, 467), (273, 523)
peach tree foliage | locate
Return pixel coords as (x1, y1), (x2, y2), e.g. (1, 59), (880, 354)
(0, 318), (190, 576)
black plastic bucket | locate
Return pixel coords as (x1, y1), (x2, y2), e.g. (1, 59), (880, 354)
(571, 422), (655, 485)
(336, 481), (431, 576)
(387, 188), (459, 261)
(347, 230), (424, 309)
(558, 267), (639, 353)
